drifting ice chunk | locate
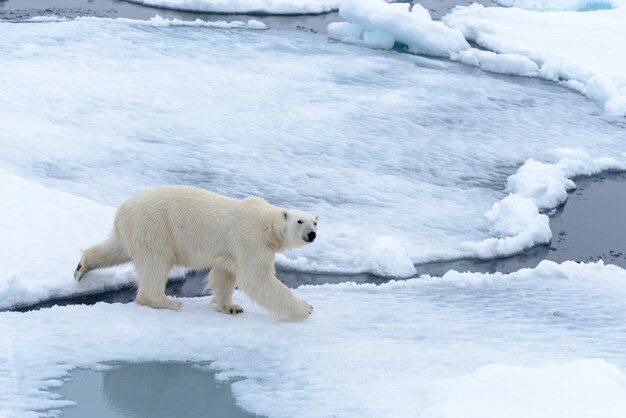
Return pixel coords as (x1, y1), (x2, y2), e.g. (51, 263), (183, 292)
(329, 0), (469, 56)
(327, 21), (363, 42)
(328, 22), (395, 49)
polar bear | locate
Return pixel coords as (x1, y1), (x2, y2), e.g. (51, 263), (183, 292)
(74, 186), (319, 320)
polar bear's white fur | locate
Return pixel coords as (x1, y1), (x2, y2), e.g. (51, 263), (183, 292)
(75, 186), (319, 320)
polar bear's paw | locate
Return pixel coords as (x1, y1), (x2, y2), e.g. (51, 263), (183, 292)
(163, 297), (183, 310)
(284, 299), (313, 321)
(74, 261), (87, 281)
(216, 303), (244, 315)
(136, 295), (182, 310)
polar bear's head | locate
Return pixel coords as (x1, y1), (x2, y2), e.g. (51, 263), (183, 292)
(281, 209), (319, 250)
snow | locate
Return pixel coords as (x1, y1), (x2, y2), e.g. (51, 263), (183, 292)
(367, 236), (417, 277)
(444, 4), (626, 115)
(461, 193), (552, 258)
(1, 17), (626, 305)
(493, 0), (626, 11)
(2, 259), (626, 417)
(122, 0), (339, 15)
(422, 359), (626, 418)
(329, 0), (469, 56)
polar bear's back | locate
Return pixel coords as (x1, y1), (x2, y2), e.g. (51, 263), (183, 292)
(116, 185), (238, 228)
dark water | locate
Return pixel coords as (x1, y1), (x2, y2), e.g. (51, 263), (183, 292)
(52, 363), (257, 418)
(544, 172), (626, 265)
(416, 171), (626, 275)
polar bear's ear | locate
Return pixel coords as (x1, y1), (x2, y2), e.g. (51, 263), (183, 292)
(315, 215), (320, 222)
(282, 210), (289, 221)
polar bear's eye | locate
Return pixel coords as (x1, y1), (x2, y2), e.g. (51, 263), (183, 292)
(297, 220), (303, 224)
(314, 222), (317, 226)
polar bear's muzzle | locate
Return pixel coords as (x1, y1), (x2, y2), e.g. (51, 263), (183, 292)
(304, 231), (316, 243)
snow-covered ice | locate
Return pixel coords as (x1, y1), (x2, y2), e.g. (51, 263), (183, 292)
(330, 0), (626, 115)
(1, 17), (626, 306)
(444, 4), (626, 115)
(422, 359), (626, 418)
(2, 260), (626, 417)
(122, 0), (339, 15)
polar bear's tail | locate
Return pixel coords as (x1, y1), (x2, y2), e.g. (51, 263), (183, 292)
(74, 232), (131, 281)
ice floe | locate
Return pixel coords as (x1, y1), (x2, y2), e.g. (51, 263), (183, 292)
(2, 260), (626, 417)
(444, 3), (626, 115)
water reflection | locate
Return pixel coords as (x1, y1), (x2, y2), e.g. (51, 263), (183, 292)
(57, 363), (256, 418)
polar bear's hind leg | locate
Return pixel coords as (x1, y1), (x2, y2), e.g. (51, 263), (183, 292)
(134, 258), (181, 310)
(207, 266), (244, 315)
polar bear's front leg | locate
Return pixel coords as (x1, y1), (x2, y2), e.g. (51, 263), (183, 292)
(236, 265), (312, 321)
(207, 266), (243, 315)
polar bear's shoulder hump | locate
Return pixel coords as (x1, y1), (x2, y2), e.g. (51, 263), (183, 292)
(241, 196), (274, 210)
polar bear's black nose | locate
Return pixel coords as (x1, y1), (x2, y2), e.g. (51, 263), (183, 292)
(307, 231), (316, 242)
